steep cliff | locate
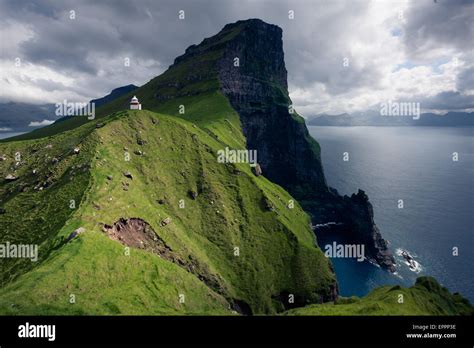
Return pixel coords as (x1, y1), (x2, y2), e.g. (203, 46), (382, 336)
(172, 19), (328, 198)
(3, 19), (473, 316)
(216, 20), (328, 198)
(188, 19), (395, 270)
(121, 19), (395, 270)
(12, 18), (395, 271)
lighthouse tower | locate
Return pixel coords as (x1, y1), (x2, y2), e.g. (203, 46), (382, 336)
(130, 96), (142, 110)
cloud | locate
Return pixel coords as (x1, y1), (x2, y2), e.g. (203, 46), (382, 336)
(0, 0), (472, 115)
(28, 119), (55, 127)
(402, 0), (474, 62)
(418, 91), (474, 111)
(456, 66), (474, 94)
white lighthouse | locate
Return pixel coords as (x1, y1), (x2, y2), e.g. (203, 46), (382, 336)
(130, 96), (142, 110)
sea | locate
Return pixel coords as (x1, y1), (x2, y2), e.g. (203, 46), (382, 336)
(308, 126), (474, 302)
(0, 132), (24, 140)
(1, 128), (473, 302)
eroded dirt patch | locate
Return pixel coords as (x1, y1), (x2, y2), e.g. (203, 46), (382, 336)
(103, 217), (182, 264)
(102, 217), (228, 299)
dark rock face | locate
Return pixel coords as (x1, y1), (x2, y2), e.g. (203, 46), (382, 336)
(231, 299), (253, 316)
(217, 19), (328, 197)
(341, 190), (395, 272)
(165, 19), (395, 272)
(216, 19), (395, 272)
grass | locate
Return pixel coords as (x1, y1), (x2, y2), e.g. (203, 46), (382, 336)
(0, 122), (97, 285)
(285, 277), (474, 316)
(0, 231), (230, 315)
(0, 107), (336, 315)
(3, 109), (469, 316)
(1, 19), (471, 316)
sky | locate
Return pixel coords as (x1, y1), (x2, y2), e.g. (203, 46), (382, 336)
(0, 0), (473, 116)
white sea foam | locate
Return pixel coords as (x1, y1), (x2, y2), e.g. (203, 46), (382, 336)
(396, 248), (422, 273)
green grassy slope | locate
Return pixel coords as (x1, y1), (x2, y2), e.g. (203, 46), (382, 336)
(3, 108), (471, 316)
(0, 231), (230, 315)
(2, 23), (243, 143)
(285, 277), (473, 316)
(0, 106), (336, 315)
(0, 122), (97, 285)
(1, 19), (472, 316)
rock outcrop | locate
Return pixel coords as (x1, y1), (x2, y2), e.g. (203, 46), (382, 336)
(164, 19), (395, 271)
(215, 19), (395, 271)
(217, 20), (328, 198)
(341, 190), (395, 272)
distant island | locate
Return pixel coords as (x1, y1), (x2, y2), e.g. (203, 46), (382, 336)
(307, 111), (474, 127)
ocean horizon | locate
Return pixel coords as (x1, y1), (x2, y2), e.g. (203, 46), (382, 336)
(310, 126), (474, 302)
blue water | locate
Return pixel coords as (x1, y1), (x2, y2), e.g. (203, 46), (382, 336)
(309, 126), (474, 302)
(0, 132), (24, 140)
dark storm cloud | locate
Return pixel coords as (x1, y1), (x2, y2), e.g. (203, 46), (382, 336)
(1, 0), (381, 86)
(2, 0), (173, 74)
(403, 0), (474, 60)
(1, 0), (244, 75)
(457, 66), (474, 93)
(25, 77), (68, 92)
(420, 91), (474, 111)
(1, 0), (472, 113)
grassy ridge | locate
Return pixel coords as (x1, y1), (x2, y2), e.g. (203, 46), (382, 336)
(0, 107), (336, 315)
(1, 24), (241, 143)
(1, 18), (471, 315)
(285, 277), (474, 316)
(1, 110), (471, 315)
